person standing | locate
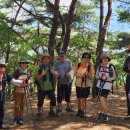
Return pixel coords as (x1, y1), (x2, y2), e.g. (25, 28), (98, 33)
(54, 51), (73, 115)
(35, 53), (57, 118)
(123, 45), (130, 119)
(0, 58), (12, 129)
(74, 52), (93, 118)
(12, 57), (31, 125)
(95, 54), (116, 121)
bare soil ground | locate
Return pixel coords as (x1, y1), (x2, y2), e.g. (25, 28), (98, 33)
(4, 86), (130, 130)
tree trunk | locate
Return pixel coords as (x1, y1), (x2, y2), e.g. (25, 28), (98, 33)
(62, 0), (77, 53)
(48, 0), (60, 60)
(92, 0), (112, 97)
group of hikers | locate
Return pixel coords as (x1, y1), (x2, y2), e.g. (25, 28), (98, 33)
(0, 45), (130, 129)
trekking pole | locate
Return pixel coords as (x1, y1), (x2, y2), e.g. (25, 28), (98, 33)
(24, 80), (38, 130)
(93, 80), (105, 125)
(56, 76), (62, 117)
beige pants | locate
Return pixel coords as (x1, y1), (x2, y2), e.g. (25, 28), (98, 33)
(14, 92), (25, 119)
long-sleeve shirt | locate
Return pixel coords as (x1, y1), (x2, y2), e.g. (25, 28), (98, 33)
(96, 63), (116, 90)
(54, 59), (73, 85)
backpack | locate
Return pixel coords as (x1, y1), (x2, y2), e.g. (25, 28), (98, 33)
(77, 63), (91, 87)
(98, 64), (117, 94)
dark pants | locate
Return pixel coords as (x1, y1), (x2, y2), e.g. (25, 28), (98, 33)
(126, 90), (130, 115)
(126, 75), (130, 115)
(0, 92), (5, 125)
(37, 90), (56, 107)
(57, 83), (72, 103)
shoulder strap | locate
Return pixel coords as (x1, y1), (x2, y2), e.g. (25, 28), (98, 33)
(98, 65), (102, 72)
(88, 64), (91, 73)
(77, 63), (81, 69)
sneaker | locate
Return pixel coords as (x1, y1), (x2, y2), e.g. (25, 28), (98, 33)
(0, 123), (9, 129)
(76, 109), (81, 117)
(12, 118), (18, 125)
(18, 119), (24, 125)
(103, 115), (110, 122)
(80, 111), (86, 118)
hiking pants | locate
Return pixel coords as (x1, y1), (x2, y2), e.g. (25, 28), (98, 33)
(14, 92), (25, 119)
(126, 75), (130, 115)
(37, 90), (56, 107)
(0, 92), (5, 125)
(57, 83), (72, 103)
(126, 90), (130, 115)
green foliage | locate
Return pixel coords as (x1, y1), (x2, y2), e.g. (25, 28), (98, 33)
(118, 11), (130, 23)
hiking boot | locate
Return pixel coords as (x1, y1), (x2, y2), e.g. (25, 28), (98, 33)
(12, 118), (18, 125)
(66, 107), (74, 112)
(76, 109), (81, 117)
(18, 119), (24, 125)
(97, 113), (104, 120)
(80, 111), (86, 118)
(57, 104), (62, 112)
(0, 123), (9, 129)
(103, 114), (110, 122)
(37, 112), (42, 117)
(49, 111), (57, 117)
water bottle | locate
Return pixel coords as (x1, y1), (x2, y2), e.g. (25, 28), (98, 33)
(128, 91), (130, 101)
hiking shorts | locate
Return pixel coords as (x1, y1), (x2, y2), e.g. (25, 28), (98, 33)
(96, 87), (110, 98)
(76, 86), (90, 98)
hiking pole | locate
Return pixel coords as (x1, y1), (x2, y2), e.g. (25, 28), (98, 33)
(93, 80), (105, 125)
(24, 80), (38, 130)
(56, 76), (62, 117)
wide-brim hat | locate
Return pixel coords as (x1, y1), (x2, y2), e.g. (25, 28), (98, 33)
(100, 53), (111, 62)
(0, 58), (7, 67)
(125, 45), (130, 53)
(41, 53), (51, 59)
(19, 57), (30, 64)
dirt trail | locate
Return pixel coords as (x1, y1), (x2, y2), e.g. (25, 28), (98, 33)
(4, 87), (130, 130)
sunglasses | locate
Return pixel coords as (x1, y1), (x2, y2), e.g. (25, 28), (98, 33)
(0, 66), (6, 68)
